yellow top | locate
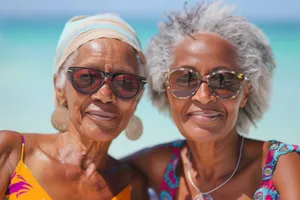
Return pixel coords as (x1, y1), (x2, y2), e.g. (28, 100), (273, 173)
(4, 136), (130, 200)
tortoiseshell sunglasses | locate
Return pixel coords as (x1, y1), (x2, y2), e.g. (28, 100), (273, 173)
(164, 68), (248, 100)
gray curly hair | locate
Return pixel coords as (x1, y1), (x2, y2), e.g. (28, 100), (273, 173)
(146, 1), (276, 134)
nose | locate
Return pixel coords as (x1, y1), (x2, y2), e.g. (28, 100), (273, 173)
(91, 78), (116, 104)
(191, 81), (216, 104)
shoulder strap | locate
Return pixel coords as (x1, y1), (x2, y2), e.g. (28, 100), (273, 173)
(20, 135), (25, 162)
(261, 140), (300, 181)
(159, 140), (185, 200)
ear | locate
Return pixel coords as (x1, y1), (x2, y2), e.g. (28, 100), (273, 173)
(240, 82), (252, 108)
(54, 74), (67, 106)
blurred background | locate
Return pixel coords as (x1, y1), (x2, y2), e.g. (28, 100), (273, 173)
(0, 0), (299, 158)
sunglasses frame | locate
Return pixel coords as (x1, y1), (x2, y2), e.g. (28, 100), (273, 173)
(67, 67), (147, 100)
(164, 68), (248, 100)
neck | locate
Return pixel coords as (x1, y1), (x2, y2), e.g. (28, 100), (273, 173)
(57, 129), (112, 171)
(186, 131), (243, 182)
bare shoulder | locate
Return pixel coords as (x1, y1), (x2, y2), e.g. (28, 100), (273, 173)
(251, 139), (300, 174)
(242, 139), (300, 198)
(0, 131), (24, 176)
(21, 133), (58, 153)
(0, 130), (22, 144)
(0, 131), (55, 166)
(246, 139), (291, 169)
(260, 140), (300, 164)
(256, 139), (300, 199)
(0, 130), (23, 159)
(122, 141), (177, 189)
(22, 132), (57, 143)
(272, 141), (300, 199)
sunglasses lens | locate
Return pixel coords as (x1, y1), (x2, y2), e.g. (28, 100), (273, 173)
(112, 74), (140, 99)
(208, 72), (244, 99)
(72, 68), (102, 94)
(169, 69), (200, 98)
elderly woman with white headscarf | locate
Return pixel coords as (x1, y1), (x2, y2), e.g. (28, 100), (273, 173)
(124, 2), (300, 200)
(0, 13), (148, 200)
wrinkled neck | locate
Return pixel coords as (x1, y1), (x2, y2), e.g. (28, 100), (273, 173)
(185, 132), (243, 182)
(57, 130), (112, 171)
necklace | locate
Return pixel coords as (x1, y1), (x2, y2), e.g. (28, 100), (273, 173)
(187, 137), (244, 200)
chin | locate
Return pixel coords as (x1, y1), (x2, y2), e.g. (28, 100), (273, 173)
(82, 126), (120, 142)
(87, 131), (119, 142)
(80, 117), (122, 141)
(181, 126), (221, 142)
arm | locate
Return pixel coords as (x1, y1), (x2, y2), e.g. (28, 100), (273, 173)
(273, 151), (300, 199)
(122, 143), (173, 192)
(131, 171), (149, 200)
(0, 131), (22, 198)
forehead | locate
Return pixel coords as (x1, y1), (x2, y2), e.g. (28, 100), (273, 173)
(173, 33), (239, 72)
(81, 38), (136, 55)
(73, 38), (138, 73)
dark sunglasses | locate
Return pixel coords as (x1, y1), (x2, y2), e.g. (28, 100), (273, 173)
(164, 68), (248, 100)
(67, 67), (147, 100)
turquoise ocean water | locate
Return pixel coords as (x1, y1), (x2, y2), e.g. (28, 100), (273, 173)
(0, 18), (299, 158)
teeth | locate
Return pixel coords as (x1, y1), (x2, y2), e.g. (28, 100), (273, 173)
(199, 115), (219, 119)
(96, 115), (112, 118)
(88, 112), (116, 118)
(92, 114), (114, 118)
(201, 114), (218, 117)
(190, 112), (220, 117)
(87, 113), (115, 121)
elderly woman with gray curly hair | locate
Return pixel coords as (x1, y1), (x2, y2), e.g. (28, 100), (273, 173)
(0, 13), (149, 200)
(124, 1), (300, 200)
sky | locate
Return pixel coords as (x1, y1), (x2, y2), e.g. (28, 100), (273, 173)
(0, 0), (300, 21)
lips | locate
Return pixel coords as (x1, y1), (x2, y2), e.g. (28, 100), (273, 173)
(186, 110), (223, 122)
(86, 110), (118, 121)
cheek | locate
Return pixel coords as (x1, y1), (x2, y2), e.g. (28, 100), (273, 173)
(167, 93), (185, 122)
(117, 99), (138, 121)
(65, 85), (88, 121)
(223, 96), (243, 122)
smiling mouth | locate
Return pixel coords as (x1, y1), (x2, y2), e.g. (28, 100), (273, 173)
(86, 111), (117, 121)
(187, 112), (222, 122)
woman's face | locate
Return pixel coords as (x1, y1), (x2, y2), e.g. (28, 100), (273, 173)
(166, 33), (250, 142)
(56, 38), (143, 142)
